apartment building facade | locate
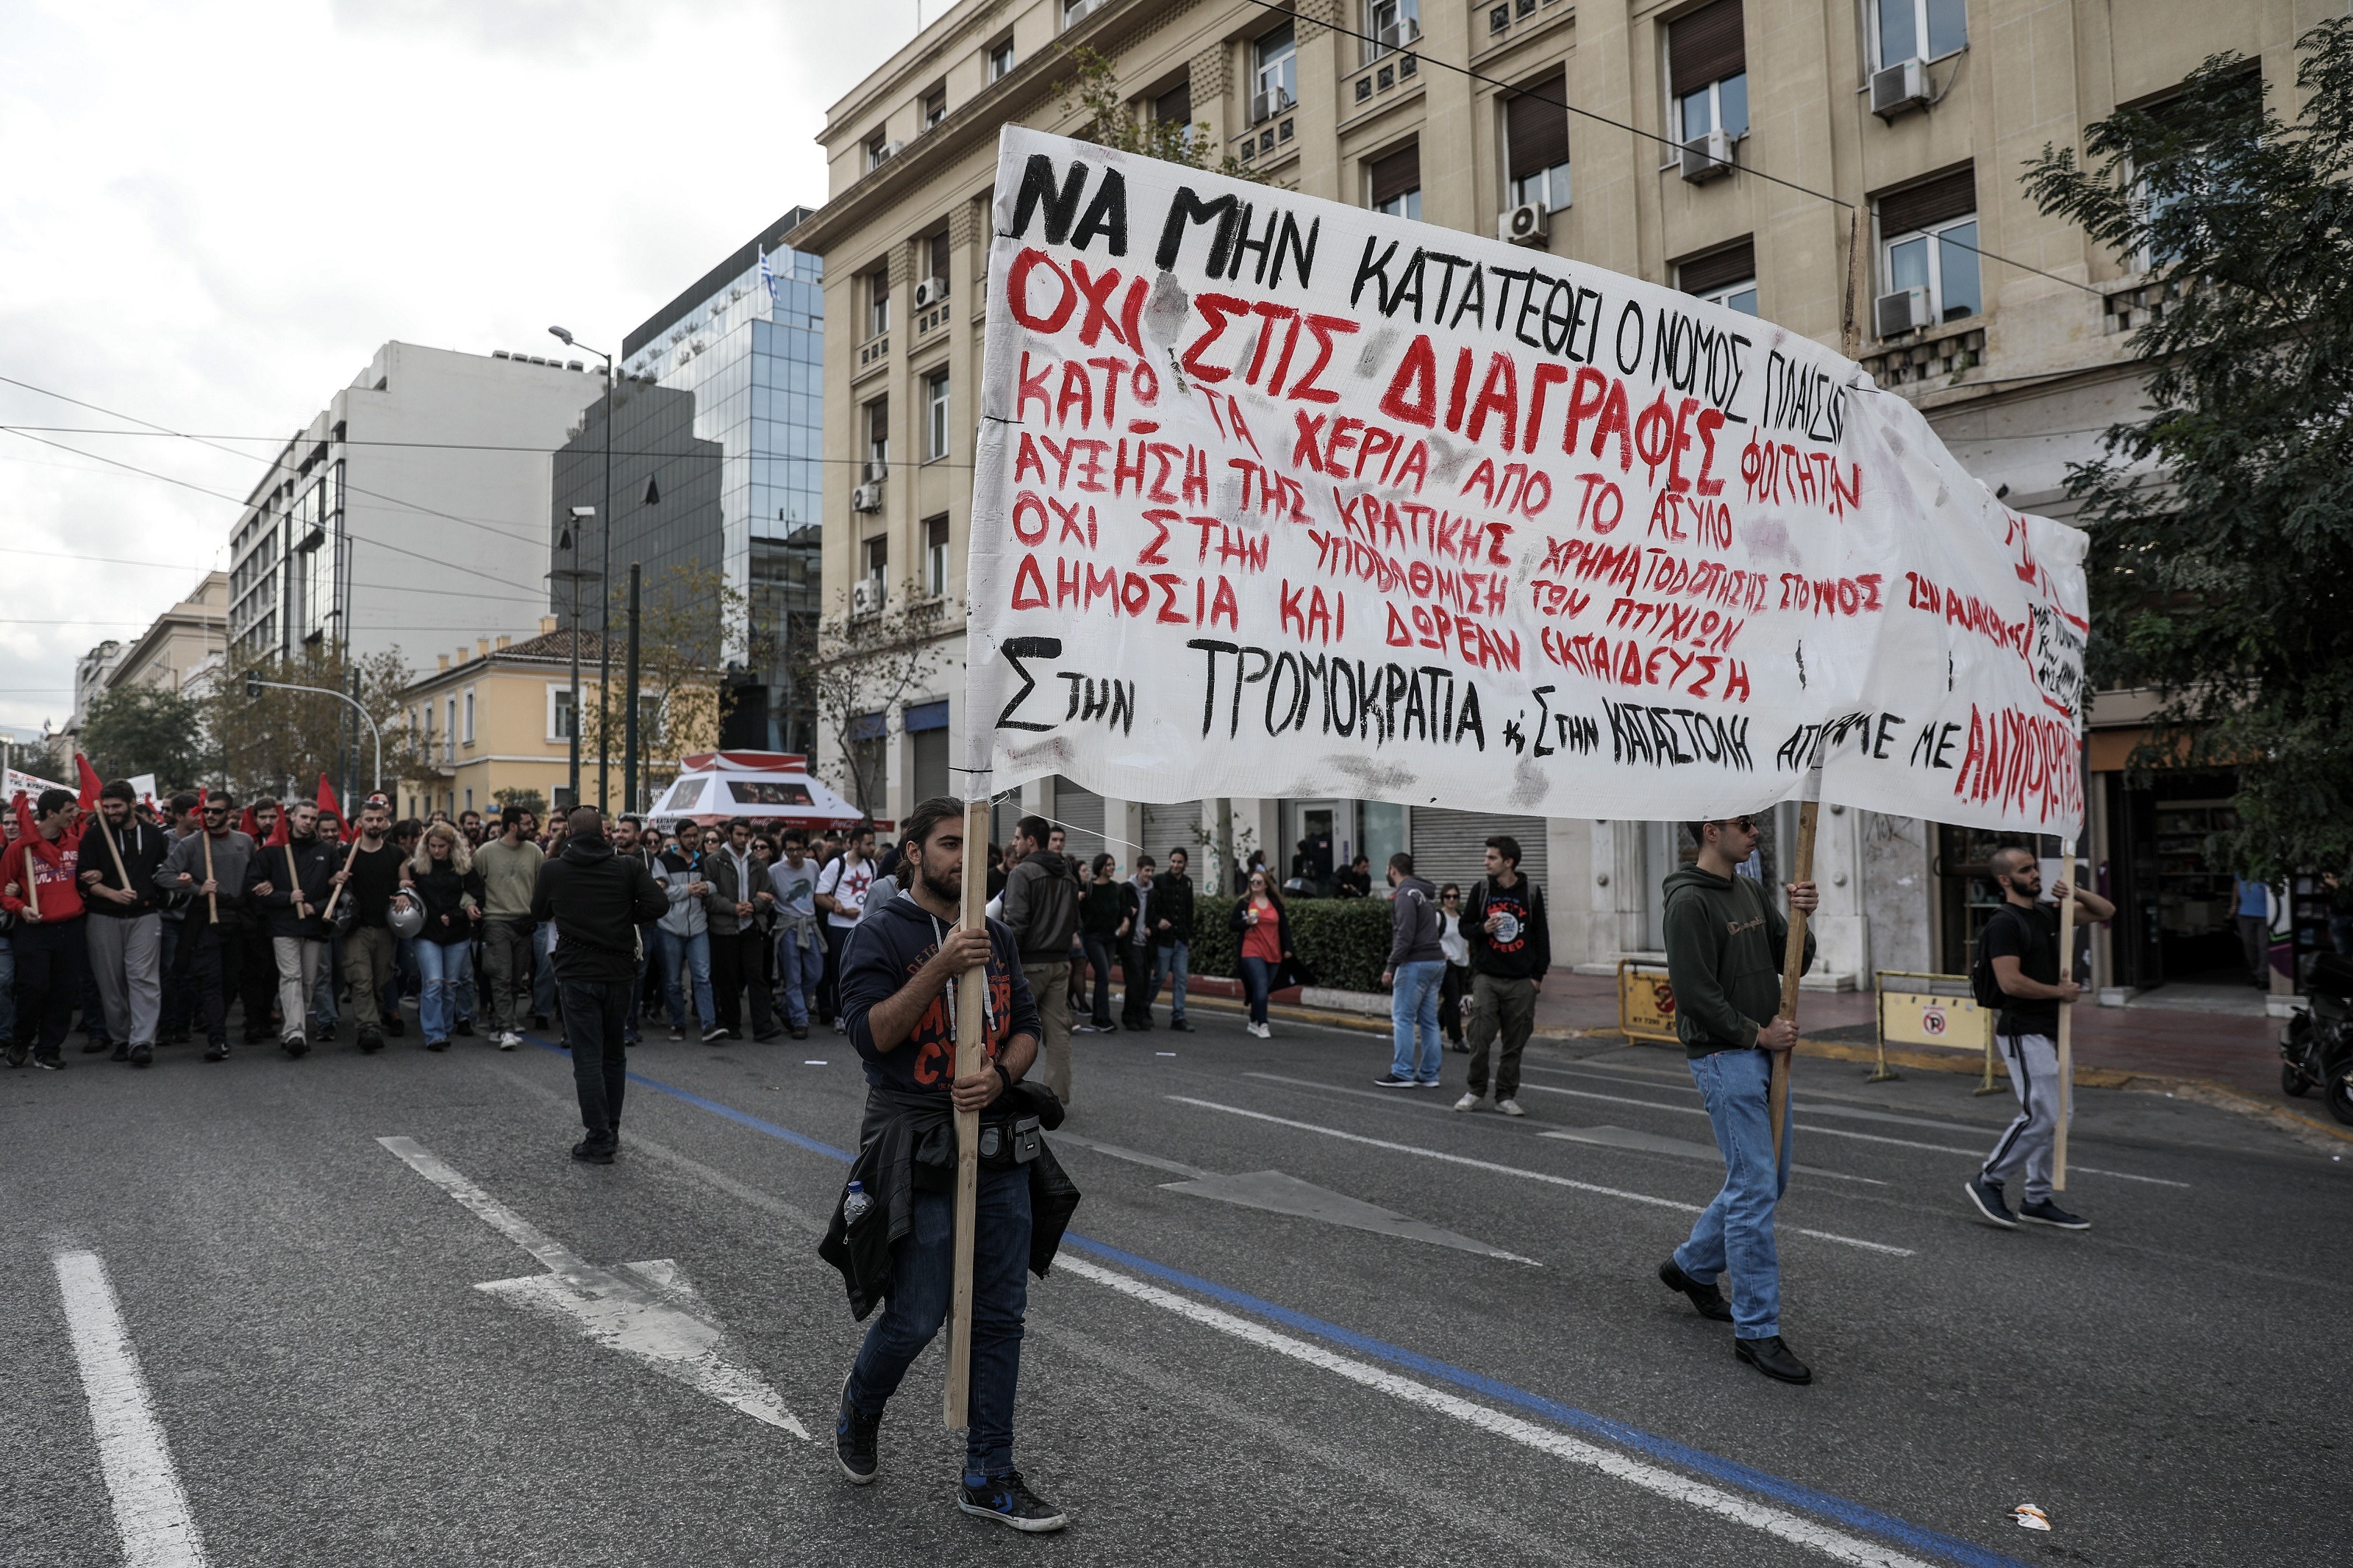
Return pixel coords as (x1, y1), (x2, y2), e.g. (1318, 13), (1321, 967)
(796, 0), (2324, 992)
(106, 571), (230, 701)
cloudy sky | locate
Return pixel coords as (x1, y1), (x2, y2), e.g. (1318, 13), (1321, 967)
(0, 0), (913, 737)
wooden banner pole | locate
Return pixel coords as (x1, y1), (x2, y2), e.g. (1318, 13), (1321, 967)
(1771, 765), (1825, 1167)
(2052, 837), (2079, 1192)
(201, 826), (218, 925)
(97, 811), (131, 902)
(943, 795), (990, 1430)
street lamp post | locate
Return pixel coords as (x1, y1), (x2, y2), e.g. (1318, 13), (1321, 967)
(551, 506), (601, 811)
(243, 670), (382, 792)
(551, 326), (615, 812)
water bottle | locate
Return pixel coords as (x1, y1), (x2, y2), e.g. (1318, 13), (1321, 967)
(841, 1180), (872, 1225)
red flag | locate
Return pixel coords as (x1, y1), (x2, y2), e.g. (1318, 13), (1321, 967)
(196, 787), (210, 815)
(74, 753), (102, 811)
(315, 774), (343, 831)
(238, 806), (260, 838)
(264, 811), (290, 848)
(9, 790), (32, 842)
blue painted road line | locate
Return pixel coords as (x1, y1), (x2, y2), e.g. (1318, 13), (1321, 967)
(524, 1036), (2024, 1568)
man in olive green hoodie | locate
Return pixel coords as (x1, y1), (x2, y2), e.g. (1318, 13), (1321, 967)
(1654, 813), (1818, 1385)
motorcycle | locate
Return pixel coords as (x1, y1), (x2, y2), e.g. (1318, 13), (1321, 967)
(2279, 951), (2353, 1125)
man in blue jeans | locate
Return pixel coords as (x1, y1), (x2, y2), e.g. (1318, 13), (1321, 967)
(1375, 853), (1448, 1087)
(1654, 814), (1818, 1384)
(652, 823), (722, 1042)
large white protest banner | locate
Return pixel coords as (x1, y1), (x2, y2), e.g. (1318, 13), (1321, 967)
(967, 129), (2088, 837)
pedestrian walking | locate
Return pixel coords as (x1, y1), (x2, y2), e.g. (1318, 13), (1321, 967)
(330, 795), (404, 1053)
(815, 826), (876, 1030)
(1965, 848), (2111, 1233)
(474, 806), (545, 1049)
(1231, 869), (1294, 1039)
(79, 779), (170, 1067)
(819, 795), (1073, 1532)
(4, 788), (90, 1070)
(1148, 847), (1196, 1032)
(1076, 853), (1124, 1033)
(771, 828), (821, 1041)
(1437, 884), (1471, 1052)
(398, 820), (482, 1052)
(707, 819), (777, 1041)
(1454, 836), (1550, 1116)
(1000, 815), (1082, 1109)
(157, 794), (254, 1061)
(610, 815), (657, 1045)
(2233, 874), (2273, 988)
(1654, 815), (1818, 1384)
(245, 800), (338, 1058)
(535, 808), (667, 1163)
(1374, 853), (1446, 1088)
(653, 823), (722, 1042)
(1118, 856), (1156, 1031)
(155, 792), (202, 1045)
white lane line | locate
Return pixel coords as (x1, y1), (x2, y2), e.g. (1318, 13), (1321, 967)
(1166, 1097), (1915, 1257)
(53, 1250), (211, 1568)
(1062, 1256), (1937, 1568)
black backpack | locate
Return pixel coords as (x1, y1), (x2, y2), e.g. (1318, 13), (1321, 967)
(1968, 904), (2033, 1012)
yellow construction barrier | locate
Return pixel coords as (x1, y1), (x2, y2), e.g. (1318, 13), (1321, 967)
(1874, 970), (1995, 1086)
(1617, 959), (1680, 1044)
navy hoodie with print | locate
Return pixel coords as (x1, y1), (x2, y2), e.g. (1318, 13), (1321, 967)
(840, 892), (1043, 1095)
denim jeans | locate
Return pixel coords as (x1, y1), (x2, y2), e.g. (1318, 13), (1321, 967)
(1673, 1047), (1793, 1340)
(1238, 954), (1274, 1027)
(310, 935), (340, 1030)
(560, 978), (635, 1135)
(530, 920), (557, 1022)
(1389, 959), (1446, 1082)
(1082, 932), (1119, 1026)
(846, 1161), (1032, 1477)
(654, 927), (713, 1031)
(775, 931), (821, 1029)
(416, 939), (473, 1043)
(1151, 939), (1190, 1022)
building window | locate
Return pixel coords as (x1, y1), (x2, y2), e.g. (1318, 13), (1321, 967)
(1368, 141), (1421, 220)
(1063, 0), (1106, 26)
(922, 85), (947, 129)
(865, 267), (890, 338)
(863, 536), (889, 604)
(987, 36), (1015, 81)
(1504, 71), (1571, 213)
(463, 689), (476, 744)
(1253, 22), (1296, 119)
(1874, 0), (1965, 69)
(865, 129), (893, 171)
(1668, 0), (1748, 143)
(924, 372), (950, 460)
(926, 232), (951, 291)
(1879, 165), (1981, 325)
(1154, 80), (1193, 141)
(463, 788), (474, 813)
(551, 687), (577, 742)
(924, 515), (950, 598)
(1679, 236), (1759, 315)
(1363, 0), (1418, 62)
(865, 398), (890, 473)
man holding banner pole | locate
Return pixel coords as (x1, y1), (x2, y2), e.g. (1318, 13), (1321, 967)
(1657, 813), (1818, 1384)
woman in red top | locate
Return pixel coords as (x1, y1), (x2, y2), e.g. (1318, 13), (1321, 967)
(1229, 868), (1294, 1039)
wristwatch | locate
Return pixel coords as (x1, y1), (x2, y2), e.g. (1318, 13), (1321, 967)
(993, 1062), (1017, 1098)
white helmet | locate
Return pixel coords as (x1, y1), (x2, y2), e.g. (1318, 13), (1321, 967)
(388, 895), (425, 939)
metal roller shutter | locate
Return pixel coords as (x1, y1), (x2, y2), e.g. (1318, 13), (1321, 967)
(1409, 808), (1549, 897)
(1141, 800), (1205, 876)
(1668, 0), (1746, 97)
(1053, 777), (1105, 862)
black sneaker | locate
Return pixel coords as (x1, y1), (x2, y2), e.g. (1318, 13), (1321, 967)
(1658, 1258), (1733, 1322)
(701, 1026), (727, 1044)
(425, 1037), (451, 1053)
(110, 1042), (131, 1062)
(1167, 1019), (1195, 1033)
(530, 1013), (549, 1031)
(454, 1019), (476, 1038)
(282, 1036), (310, 1059)
(382, 1015), (407, 1037)
(1372, 1073), (1418, 1088)
(357, 1028), (384, 1053)
(204, 1039), (229, 1062)
(129, 1043), (154, 1069)
(957, 1469), (1067, 1533)
(790, 1026), (809, 1041)
(1735, 1333), (1813, 1385)
(1964, 1176), (2018, 1230)
(5, 1039), (29, 1069)
(835, 1378), (880, 1485)
(2018, 1198), (2090, 1230)
(571, 1132), (616, 1164)
(35, 1054), (65, 1070)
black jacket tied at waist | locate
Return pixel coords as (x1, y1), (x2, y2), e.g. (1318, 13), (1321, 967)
(818, 1081), (1081, 1322)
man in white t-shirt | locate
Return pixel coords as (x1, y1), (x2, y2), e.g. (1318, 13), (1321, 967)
(814, 826), (875, 1032)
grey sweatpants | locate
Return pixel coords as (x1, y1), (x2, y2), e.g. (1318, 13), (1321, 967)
(87, 913), (162, 1048)
(1980, 1031), (2068, 1203)
(273, 937), (326, 1042)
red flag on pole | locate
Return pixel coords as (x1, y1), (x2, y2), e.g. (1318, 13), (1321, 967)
(315, 774), (349, 842)
(238, 805), (260, 838)
(74, 753), (102, 812)
(264, 810), (290, 848)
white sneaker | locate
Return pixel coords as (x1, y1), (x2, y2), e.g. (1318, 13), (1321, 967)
(1252, 1022), (1271, 1039)
(497, 1031), (521, 1051)
(1496, 1097), (1525, 1117)
(1453, 1092), (1482, 1112)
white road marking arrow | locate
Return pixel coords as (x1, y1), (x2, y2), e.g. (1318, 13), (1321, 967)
(379, 1136), (807, 1438)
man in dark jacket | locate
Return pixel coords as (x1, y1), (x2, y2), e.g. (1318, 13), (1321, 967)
(245, 800), (338, 1058)
(1375, 853), (1446, 1088)
(1146, 845), (1197, 1031)
(1454, 835), (1551, 1115)
(706, 818), (776, 1041)
(156, 795), (254, 1061)
(1655, 814), (1818, 1386)
(79, 779), (171, 1067)
(533, 808), (667, 1163)
(999, 816), (1081, 1107)
(829, 795), (1065, 1534)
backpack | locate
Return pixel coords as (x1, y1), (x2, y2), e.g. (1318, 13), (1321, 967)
(1968, 904), (2034, 1013)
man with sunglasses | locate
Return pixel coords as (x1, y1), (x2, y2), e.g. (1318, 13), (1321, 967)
(1656, 813), (1819, 1385)
(157, 795), (257, 1061)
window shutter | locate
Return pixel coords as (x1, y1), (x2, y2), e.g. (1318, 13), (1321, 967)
(1407, 809), (1550, 899)
(1877, 162), (1978, 237)
(1679, 237), (1756, 296)
(1668, 0), (1745, 98)
(1155, 81), (1193, 126)
(1506, 72), (1571, 180)
(1368, 141), (1421, 206)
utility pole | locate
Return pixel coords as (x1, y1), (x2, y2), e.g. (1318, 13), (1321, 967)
(552, 506), (600, 811)
(624, 562), (642, 817)
(551, 326), (616, 812)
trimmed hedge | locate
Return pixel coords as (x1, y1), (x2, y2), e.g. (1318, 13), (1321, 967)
(1190, 894), (1394, 995)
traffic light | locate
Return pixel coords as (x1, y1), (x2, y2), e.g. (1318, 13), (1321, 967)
(244, 670), (263, 699)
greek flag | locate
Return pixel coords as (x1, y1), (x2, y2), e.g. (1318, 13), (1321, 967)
(757, 246), (780, 305)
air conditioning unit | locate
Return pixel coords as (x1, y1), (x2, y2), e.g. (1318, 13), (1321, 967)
(912, 277), (947, 309)
(1498, 203), (1550, 246)
(862, 459), (888, 484)
(1871, 57), (1930, 120)
(851, 482), (883, 513)
(852, 579), (884, 617)
(1376, 16), (1421, 49)
(876, 139), (904, 162)
(1680, 129), (1734, 182)
(1874, 287), (1932, 338)
(1249, 87), (1293, 125)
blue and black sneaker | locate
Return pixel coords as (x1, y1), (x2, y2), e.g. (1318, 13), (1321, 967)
(957, 1469), (1068, 1533)
(835, 1378), (880, 1486)
(1963, 1175), (2017, 1229)
(2018, 1197), (2090, 1231)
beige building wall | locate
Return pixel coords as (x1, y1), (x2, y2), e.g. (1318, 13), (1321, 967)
(796, 0), (2327, 981)
(108, 571), (230, 699)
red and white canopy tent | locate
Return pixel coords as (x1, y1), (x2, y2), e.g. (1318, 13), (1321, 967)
(644, 751), (888, 832)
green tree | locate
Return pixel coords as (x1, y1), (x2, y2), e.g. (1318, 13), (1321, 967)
(2022, 18), (2353, 876)
(492, 786), (548, 817)
(79, 685), (212, 790)
(1053, 46), (1267, 182)
(580, 562), (750, 810)
(204, 645), (431, 801)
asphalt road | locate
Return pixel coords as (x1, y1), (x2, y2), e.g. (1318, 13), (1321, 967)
(4, 998), (2346, 1567)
